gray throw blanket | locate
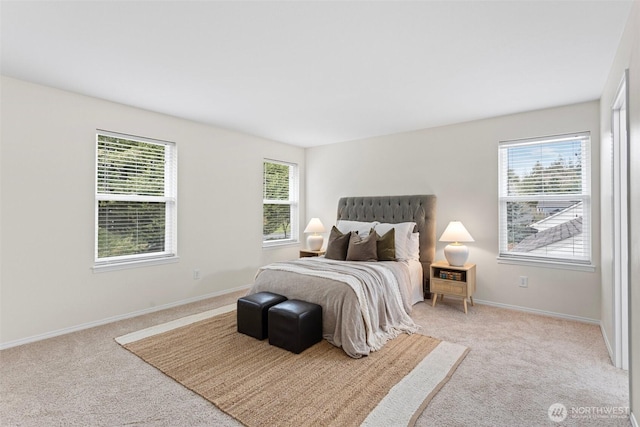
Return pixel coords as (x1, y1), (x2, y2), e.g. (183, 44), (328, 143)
(252, 257), (418, 358)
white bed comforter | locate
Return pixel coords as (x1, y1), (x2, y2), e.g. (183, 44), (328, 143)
(250, 257), (419, 358)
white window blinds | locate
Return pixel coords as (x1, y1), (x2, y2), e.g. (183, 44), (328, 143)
(263, 159), (299, 246)
(95, 131), (177, 266)
(498, 132), (591, 265)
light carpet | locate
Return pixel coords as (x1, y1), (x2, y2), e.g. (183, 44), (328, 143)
(116, 303), (468, 427)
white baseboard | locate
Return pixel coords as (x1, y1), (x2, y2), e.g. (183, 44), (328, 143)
(0, 284), (251, 351)
(473, 299), (600, 324)
(631, 412), (638, 427)
(599, 321), (616, 366)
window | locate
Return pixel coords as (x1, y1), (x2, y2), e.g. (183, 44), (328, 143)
(498, 132), (591, 267)
(263, 160), (299, 246)
(95, 131), (177, 268)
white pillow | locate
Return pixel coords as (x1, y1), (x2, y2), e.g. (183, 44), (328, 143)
(336, 220), (379, 237)
(374, 222), (416, 261)
(408, 233), (420, 261)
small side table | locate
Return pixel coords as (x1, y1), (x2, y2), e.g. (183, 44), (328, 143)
(430, 261), (476, 314)
(299, 249), (325, 258)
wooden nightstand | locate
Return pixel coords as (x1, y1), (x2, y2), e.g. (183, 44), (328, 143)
(430, 261), (476, 314)
(299, 249), (325, 258)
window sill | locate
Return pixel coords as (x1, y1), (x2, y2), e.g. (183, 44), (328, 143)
(93, 256), (180, 273)
(497, 256), (596, 272)
(262, 240), (300, 250)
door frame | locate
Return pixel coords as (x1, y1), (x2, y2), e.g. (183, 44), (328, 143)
(611, 69), (630, 370)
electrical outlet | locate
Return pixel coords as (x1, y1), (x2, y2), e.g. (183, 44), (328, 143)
(193, 269), (201, 280)
(519, 276), (528, 288)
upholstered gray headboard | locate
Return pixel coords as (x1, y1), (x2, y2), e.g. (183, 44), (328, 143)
(336, 195), (437, 296)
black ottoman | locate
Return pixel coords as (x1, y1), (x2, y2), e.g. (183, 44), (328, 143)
(268, 300), (323, 354)
(237, 292), (288, 340)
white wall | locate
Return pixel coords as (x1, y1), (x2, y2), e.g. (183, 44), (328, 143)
(0, 76), (305, 346)
(599, 0), (640, 422)
(629, 6), (640, 419)
(307, 101), (601, 321)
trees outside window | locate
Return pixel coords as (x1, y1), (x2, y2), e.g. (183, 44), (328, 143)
(95, 131), (177, 266)
(263, 160), (298, 245)
(498, 133), (591, 265)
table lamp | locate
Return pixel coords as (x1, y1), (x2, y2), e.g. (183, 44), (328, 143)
(439, 221), (474, 266)
(304, 218), (326, 251)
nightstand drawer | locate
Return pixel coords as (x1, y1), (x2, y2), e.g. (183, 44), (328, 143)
(430, 261), (476, 314)
(431, 279), (466, 296)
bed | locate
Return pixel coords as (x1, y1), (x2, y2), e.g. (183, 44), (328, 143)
(250, 195), (436, 358)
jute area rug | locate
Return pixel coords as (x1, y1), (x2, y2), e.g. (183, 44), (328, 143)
(116, 304), (468, 427)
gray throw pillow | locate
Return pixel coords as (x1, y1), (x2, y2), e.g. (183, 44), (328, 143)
(325, 226), (351, 260)
(346, 231), (378, 262)
(376, 228), (396, 261)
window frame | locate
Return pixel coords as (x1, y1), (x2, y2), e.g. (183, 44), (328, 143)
(497, 132), (595, 271)
(93, 130), (178, 271)
(262, 159), (299, 248)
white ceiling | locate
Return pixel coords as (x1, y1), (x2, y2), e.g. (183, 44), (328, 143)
(1, 1), (633, 147)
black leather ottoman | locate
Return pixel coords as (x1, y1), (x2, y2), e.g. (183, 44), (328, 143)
(237, 292), (288, 340)
(268, 300), (322, 354)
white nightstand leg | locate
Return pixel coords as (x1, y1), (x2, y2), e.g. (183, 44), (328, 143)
(432, 293), (438, 307)
(463, 298), (468, 314)
(470, 296), (474, 306)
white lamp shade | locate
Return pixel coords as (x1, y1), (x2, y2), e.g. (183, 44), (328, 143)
(439, 221), (474, 243)
(304, 218), (326, 234)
